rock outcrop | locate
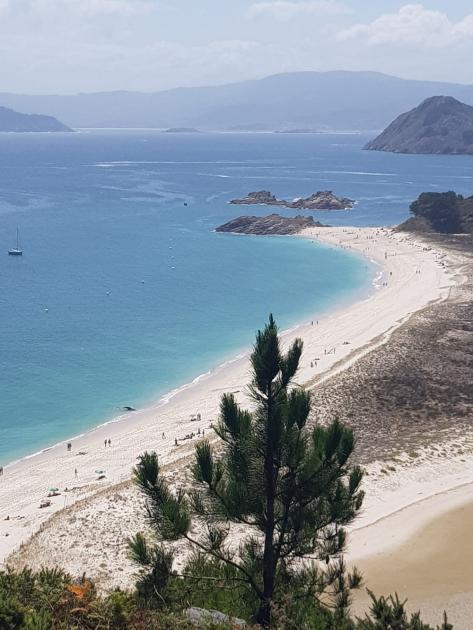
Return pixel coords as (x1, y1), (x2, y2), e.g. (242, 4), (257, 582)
(216, 214), (326, 235)
(230, 190), (354, 210)
(290, 191), (354, 210)
(365, 96), (473, 155)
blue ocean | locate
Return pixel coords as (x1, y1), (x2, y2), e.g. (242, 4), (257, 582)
(1, 130), (472, 464)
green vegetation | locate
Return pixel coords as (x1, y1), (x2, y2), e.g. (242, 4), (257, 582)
(0, 567), (195, 629)
(130, 316), (364, 627)
(0, 318), (453, 628)
(398, 191), (473, 233)
(0, 565), (452, 629)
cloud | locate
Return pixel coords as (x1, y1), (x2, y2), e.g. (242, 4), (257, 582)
(13, 0), (152, 18)
(68, 0), (152, 17)
(338, 4), (473, 48)
(248, 1), (351, 22)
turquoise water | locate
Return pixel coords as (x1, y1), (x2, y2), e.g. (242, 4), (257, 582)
(1, 130), (472, 463)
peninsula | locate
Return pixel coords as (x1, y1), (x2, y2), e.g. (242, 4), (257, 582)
(216, 214), (325, 235)
(0, 105), (72, 132)
(365, 96), (473, 155)
(230, 190), (354, 210)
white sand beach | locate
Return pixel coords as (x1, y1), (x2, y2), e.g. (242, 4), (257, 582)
(0, 226), (462, 577)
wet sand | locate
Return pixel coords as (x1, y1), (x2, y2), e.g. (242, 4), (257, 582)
(350, 483), (473, 628)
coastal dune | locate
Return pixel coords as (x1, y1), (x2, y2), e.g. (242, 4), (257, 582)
(0, 227), (459, 594)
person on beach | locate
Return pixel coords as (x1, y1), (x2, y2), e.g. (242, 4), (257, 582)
(0, 466), (3, 477)
(162, 432), (165, 439)
(108, 439), (111, 447)
(104, 439), (107, 448)
(67, 442), (72, 452)
(174, 438), (178, 446)
(74, 468), (78, 478)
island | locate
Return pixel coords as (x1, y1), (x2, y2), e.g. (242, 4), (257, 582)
(0, 105), (72, 132)
(215, 214), (326, 235)
(397, 191), (473, 234)
(163, 127), (200, 133)
(365, 96), (473, 155)
(230, 190), (354, 210)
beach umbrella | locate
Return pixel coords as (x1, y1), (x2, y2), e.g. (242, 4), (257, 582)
(48, 487), (59, 492)
(95, 470), (105, 475)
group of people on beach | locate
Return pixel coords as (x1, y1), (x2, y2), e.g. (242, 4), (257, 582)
(174, 427), (206, 446)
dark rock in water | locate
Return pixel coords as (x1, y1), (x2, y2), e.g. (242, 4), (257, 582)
(290, 191), (354, 210)
(122, 406), (136, 412)
(230, 190), (285, 206)
(0, 105), (72, 132)
(230, 190), (354, 210)
(365, 96), (473, 155)
(397, 191), (473, 234)
(216, 214), (327, 235)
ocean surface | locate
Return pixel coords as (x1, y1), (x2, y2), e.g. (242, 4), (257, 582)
(1, 130), (472, 464)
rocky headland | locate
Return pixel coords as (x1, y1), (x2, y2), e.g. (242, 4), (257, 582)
(365, 96), (473, 155)
(215, 214), (326, 235)
(230, 190), (354, 210)
(397, 191), (473, 234)
(0, 105), (72, 132)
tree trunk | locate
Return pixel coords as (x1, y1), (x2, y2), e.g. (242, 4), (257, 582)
(257, 384), (277, 627)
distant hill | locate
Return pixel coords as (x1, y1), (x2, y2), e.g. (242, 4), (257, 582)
(398, 192), (473, 234)
(0, 105), (72, 132)
(365, 96), (473, 154)
(2, 72), (473, 130)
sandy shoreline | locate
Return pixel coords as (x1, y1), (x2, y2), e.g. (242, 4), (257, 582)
(349, 479), (473, 627)
(0, 226), (459, 568)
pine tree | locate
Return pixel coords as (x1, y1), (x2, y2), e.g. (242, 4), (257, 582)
(357, 591), (452, 630)
(129, 315), (364, 626)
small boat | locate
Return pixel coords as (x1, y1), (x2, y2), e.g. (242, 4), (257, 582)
(8, 228), (23, 256)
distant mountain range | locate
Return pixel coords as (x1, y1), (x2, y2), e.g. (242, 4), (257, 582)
(365, 96), (473, 155)
(0, 105), (71, 132)
(2, 71), (473, 131)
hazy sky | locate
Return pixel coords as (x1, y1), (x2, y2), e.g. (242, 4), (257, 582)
(2, 1), (473, 93)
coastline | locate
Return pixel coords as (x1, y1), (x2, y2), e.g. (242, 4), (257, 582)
(1, 235), (370, 470)
(0, 226), (458, 570)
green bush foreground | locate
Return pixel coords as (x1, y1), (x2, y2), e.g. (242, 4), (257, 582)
(0, 566), (451, 629)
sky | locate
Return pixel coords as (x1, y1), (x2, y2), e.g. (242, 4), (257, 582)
(1, 1), (473, 93)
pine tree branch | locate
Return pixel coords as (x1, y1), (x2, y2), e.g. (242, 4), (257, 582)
(201, 480), (258, 527)
(183, 533), (263, 599)
(179, 573), (250, 586)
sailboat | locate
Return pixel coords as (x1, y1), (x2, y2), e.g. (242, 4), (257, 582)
(8, 227), (23, 256)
